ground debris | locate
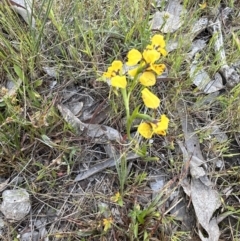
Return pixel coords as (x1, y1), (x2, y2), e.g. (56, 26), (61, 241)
(208, 19), (240, 88)
(177, 101), (221, 241)
(5, 0), (35, 28)
(0, 189), (31, 222)
(58, 104), (122, 143)
(74, 152), (139, 182)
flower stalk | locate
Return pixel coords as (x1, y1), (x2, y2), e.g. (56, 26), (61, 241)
(101, 34), (170, 140)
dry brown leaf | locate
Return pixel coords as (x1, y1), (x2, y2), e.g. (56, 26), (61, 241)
(177, 101), (221, 241)
(7, 0), (35, 27)
(74, 152), (139, 182)
(58, 104), (122, 143)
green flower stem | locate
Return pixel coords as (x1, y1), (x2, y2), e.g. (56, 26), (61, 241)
(135, 113), (154, 121)
(121, 88), (129, 118)
(121, 64), (154, 140)
(128, 112), (154, 135)
(121, 88), (131, 138)
(128, 64), (146, 94)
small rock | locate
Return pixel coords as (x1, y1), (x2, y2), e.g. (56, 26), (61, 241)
(0, 189), (31, 222)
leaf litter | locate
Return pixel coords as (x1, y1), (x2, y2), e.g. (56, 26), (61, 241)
(4, 0), (35, 28)
(177, 101), (221, 241)
(1, 0), (240, 240)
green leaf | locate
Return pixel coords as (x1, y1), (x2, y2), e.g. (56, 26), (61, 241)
(14, 65), (24, 80)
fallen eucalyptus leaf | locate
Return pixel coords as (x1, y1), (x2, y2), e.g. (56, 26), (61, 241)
(169, 199), (195, 231)
(42, 66), (58, 78)
(221, 65), (239, 88)
(208, 19), (240, 88)
(203, 72), (224, 93)
(20, 231), (39, 241)
(150, 11), (182, 33)
(150, 0), (185, 32)
(34, 219), (49, 241)
(49, 80), (57, 89)
(191, 17), (208, 37)
(103, 143), (118, 158)
(74, 152), (139, 182)
(221, 7), (233, 21)
(193, 92), (219, 109)
(177, 101), (205, 161)
(210, 125), (228, 143)
(166, 17), (208, 53)
(177, 101), (221, 241)
(166, 39), (179, 52)
(9, 0), (35, 28)
(190, 64), (211, 90)
(58, 104), (122, 143)
(191, 178), (221, 241)
(68, 101), (83, 116)
(186, 39), (207, 60)
(190, 64), (224, 93)
(149, 175), (166, 199)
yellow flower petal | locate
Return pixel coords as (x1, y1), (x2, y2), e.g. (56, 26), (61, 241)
(143, 49), (160, 64)
(103, 61), (123, 79)
(126, 49), (142, 66)
(151, 114), (169, 136)
(111, 75), (127, 88)
(138, 122), (153, 139)
(145, 44), (153, 50)
(128, 67), (138, 78)
(103, 217), (113, 232)
(111, 192), (121, 202)
(139, 71), (156, 86)
(151, 34), (166, 48)
(199, 2), (207, 9)
(103, 71), (112, 78)
(103, 66), (114, 78)
(150, 64), (166, 75)
(141, 88), (160, 109)
(111, 60), (123, 72)
(158, 48), (168, 57)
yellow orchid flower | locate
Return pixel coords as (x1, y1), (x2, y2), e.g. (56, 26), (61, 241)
(143, 49), (160, 64)
(103, 217), (113, 232)
(159, 48), (168, 56)
(111, 192), (121, 202)
(128, 62), (146, 78)
(139, 71), (156, 86)
(141, 88), (160, 109)
(151, 115), (169, 136)
(103, 60), (123, 78)
(126, 49), (142, 66)
(111, 60), (123, 72)
(103, 60), (127, 89)
(199, 2), (207, 9)
(137, 122), (153, 139)
(111, 75), (127, 88)
(103, 66), (114, 78)
(145, 44), (154, 50)
(150, 63), (166, 75)
(138, 115), (169, 139)
(151, 34), (166, 48)
(149, 35), (168, 57)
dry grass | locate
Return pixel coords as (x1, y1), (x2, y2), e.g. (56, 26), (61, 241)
(0, 0), (240, 240)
